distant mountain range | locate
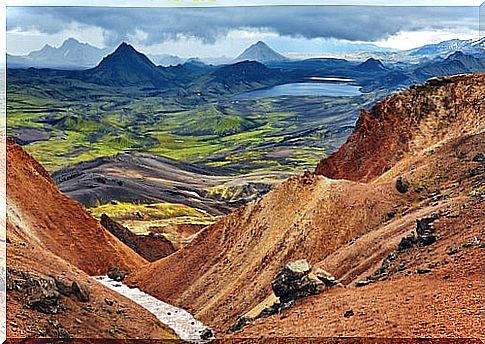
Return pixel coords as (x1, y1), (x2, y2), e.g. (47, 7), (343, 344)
(234, 41), (289, 64)
(7, 39), (485, 97)
(7, 38), (111, 69)
(407, 38), (485, 58)
(7, 37), (485, 70)
(413, 51), (485, 79)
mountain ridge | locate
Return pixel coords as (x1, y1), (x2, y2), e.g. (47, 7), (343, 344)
(235, 41), (289, 64)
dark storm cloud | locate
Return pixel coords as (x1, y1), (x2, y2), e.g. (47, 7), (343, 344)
(7, 6), (478, 46)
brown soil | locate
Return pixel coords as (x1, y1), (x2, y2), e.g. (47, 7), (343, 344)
(6, 138), (176, 339)
(315, 74), (484, 182)
(127, 74), (485, 337)
(233, 200), (484, 339)
(6, 221), (176, 339)
(100, 214), (176, 262)
(6, 138), (146, 275)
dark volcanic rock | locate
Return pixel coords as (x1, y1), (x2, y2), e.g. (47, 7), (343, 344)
(271, 260), (324, 302)
(107, 267), (126, 282)
(417, 267), (432, 274)
(418, 234), (437, 246)
(395, 176), (410, 193)
(313, 268), (338, 287)
(200, 328), (214, 340)
(416, 215), (438, 246)
(229, 316), (251, 333)
(472, 152), (484, 163)
(398, 233), (416, 251)
(344, 309), (354, 318)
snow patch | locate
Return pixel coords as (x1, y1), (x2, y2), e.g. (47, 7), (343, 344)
(95, 276), (214, 342)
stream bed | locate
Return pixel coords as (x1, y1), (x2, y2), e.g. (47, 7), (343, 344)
(96, 276), (214, 342)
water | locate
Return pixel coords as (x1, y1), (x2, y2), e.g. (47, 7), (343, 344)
(96, 276), (213, 342)
(236, 82), (362, 99)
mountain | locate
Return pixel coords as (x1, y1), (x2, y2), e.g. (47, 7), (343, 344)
(7, 38), (110, 69)
(235, 41), (289, 64)
(84, 42), (172, 87)
(407, 38), (485, 58)
(194, 60), (286, 96)
(149, 53), (185, 67)
(6, 138), (176, 338)
(357, 57), (386, 71)
(413, 51), (485, 79)
(126, 73), (484, 337)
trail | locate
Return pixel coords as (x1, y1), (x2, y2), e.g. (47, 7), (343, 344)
(96, 276), (214, 342)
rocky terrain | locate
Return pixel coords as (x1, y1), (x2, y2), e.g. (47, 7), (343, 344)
(5, 73), (484, 340)
(5, 138), (176, 338)
(126, 74), (484, 337)
(53, 152), (287, 214)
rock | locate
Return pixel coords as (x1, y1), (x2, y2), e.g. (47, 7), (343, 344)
(418, 234), (437, 246)
(447, 246), (460, 255)
(72, 281), (90, 302)
(107, 267), (126, 282)
(395, 176), (410, 193)
(417, 267), (431, 274)
(27, 277), (61, 314)
(273, 260), (325, 301)
(472, 152), (484, 163)
(281, 259), (311, 280)
(398, 233), (416, 251)
(229, 316), (251, 333)
(355, 279), (373, 287)
(416, 215), (437, 236)
(313, 268), (338, 287)
(105, 298), (114, 306)
(344, 310), (354, 318)
(200, 328), (214, 340)
(52, 276), (73, 297)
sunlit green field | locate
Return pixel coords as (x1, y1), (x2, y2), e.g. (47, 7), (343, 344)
(7, 75), (381, 172)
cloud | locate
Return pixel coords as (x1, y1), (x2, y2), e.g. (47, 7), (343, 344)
(7, 6), (479, 48)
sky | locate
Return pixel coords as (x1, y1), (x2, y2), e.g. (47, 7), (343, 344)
(5, 2), (483, 58)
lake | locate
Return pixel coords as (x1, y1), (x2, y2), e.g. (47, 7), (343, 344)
(236, 82), (362, 99)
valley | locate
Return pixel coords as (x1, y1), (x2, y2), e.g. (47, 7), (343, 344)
(4, 30), (485, 341)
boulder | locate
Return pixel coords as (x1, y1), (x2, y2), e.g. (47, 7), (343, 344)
(472, 152), (484, 163)
(416, 215), (438, 236)
(52, 275), (74, 297)
(27, 277), (61, 314)
(107, 267), (126, 282)
(416, 215), (438, 246)
(229, 316), (251, 333)
(200, 328), (214, 340)
(72, 281), (90, 302)
(395, 176), (410, 193)
(398, 233), (416, 251)
(271, 260), (325, 302)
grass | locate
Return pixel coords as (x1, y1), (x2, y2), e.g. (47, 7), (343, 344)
(89, 201), (212, 221)
(88, 201), (215, 235)
(7, 76), (378, 173)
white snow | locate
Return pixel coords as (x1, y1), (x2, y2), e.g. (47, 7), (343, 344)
(95, 276), (214, 342)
